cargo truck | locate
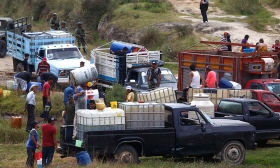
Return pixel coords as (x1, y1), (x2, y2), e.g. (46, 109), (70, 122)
(176, 41), (279, 100)
(5, 17), (90, 84)
(90, 41), (176, 90)
(59, 103), (256, 165)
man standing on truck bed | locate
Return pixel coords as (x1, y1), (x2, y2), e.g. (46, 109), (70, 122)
(205, 65), (217, 88)
(183, 64), (204, 102)
(146, 61), (162, 90)
(24, 24), (33, 33)
(59, 21), (68, 32)
(49, 13), (60, 31)
(111, 47), (128, 86)
(75, 22), (87, 54)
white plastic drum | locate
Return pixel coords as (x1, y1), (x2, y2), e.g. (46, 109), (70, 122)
(229, 81), (242, 89)
(70, 64), (98, 86)
(190, 93), (214, 118)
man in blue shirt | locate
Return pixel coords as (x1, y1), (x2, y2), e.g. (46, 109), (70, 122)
(63, 84), (74, 123)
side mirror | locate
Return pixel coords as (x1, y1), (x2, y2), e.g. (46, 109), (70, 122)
(201, 122), (206, 132)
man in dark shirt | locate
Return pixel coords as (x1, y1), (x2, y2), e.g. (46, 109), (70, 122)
(146, 61), (162, 90)
(111, 47), (128, 86)
(22, 53), (30, 72)
(39, 72), (58, 89)
(14, 71), (31, 94)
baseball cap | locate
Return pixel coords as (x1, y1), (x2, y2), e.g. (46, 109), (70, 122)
(206, 65), (212, 70)
(42, 57), (47, 62)
(31, 121), (39, 128)
(260, 38), (264, 41)
(224, 32), (228, 35)
(24, 53), (29, 56)
(126, 85), (132, 90)
(152, 61), (157, 64)
(48, 116), (57, 123)
(80, 61), (85, 63)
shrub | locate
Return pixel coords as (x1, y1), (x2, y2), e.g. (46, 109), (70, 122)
(139, 27), (165, 48)
(175, 25), (193, 38)
(105, 84), (126, 106)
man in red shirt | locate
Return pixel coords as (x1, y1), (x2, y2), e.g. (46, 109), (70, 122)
(205, 65), (217, 88)
(272, 39), (280, 52)
(42, 116), (58, 166)
(36, 57), (50, 83)
(41, 76), (53, 121)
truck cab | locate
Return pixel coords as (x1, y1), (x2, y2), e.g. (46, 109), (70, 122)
(0, 17), (14, 42)
(245, 79), (280, 97)
(125, 67), (177, 92)
(35, 44), (90, 84)
(251, 90), (280, 112)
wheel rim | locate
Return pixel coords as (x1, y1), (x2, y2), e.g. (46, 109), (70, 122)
(226, 146), (241, 162)
(119, 151), (134, 163)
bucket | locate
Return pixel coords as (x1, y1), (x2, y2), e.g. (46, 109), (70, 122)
(3, 90), (11, 98)
(70, 64), (98, 86)
(86, 89), (99, 100)
(6, 80), (14, 90)
(11, 116), (22, 129)
(37, 158), (42, 168)
(34, 152), (42, 161)
(76, 151), (91, 166)
(218, 78), (233, 89)
(110, 101), (117, 109)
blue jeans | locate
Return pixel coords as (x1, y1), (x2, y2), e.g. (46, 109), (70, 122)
(201, 9), (208, 22)
(26, 147), (35, 167)
(42, 146), (55, 166)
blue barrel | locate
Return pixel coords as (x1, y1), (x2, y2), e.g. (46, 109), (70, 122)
(110, 41), (133, 53)
(26, 82), (43, 93)
(76, 151), (91, 166)
(218, 78), (233, 88)
(243, 48), (254, 52)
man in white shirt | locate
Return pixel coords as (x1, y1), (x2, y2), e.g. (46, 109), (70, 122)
(183, 64), (204, 102)
(25, 84), (39, 132)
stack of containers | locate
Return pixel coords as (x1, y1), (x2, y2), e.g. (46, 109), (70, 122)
(76, 108), (125, 141)
(137, 87), (176, 103)
(119, 102), (165, 129)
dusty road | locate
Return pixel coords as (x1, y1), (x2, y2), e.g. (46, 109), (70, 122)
(0, 56), (14, 86)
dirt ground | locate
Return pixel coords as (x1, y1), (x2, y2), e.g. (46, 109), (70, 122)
(168, 0), (280, 49)
(0, 56), (15, 86)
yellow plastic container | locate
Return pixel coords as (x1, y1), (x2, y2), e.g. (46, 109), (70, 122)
(96, 103), (106, 111)
(110, 101), (117, 109)
(0, 88), (2, 96)
(3, 90), (11, 98)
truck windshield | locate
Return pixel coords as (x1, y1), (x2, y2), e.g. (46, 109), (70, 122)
(141, 70), (177, 84)
(266, 83), (280, 96)
(47, 48), (82, 60)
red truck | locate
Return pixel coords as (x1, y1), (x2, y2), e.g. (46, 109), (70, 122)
(176, 41), (279, 101)
(244, 79), (280, 97)
(251, 89), (280, 112)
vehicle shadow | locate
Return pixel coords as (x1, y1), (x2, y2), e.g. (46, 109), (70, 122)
(257, 140), (280, 149)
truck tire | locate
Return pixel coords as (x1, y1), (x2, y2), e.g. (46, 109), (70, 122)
(115, 145), (139, 164)
(0, 40), (7, 58)
(221, 140), (245, 165)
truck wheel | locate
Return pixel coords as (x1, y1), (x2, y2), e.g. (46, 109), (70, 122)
(0, 40), (7, 58)
(221, 140), (245, 165)
(115, 145), (139, 164)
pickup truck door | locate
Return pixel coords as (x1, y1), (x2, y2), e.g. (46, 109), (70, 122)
(247, 102), (280, 139)
(261, 93), (280, 113)
(177, 110), (215, 155)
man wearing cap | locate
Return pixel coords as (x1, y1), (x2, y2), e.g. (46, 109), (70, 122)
(42, 116), (58, 166)
(21, 53), (30, 72)
(49, 13), (60, 30)
(14, 71), (31, 95)
(75, 22), (87, 54)
(25, 120), (40, 168)
(59, 21), (68, 32)
(36, 57), (50, 80)
(256, 38), (268, 52)
(146, 61), (162, 90)
(72, 83), (87, 140)
(220, 32), (228, 51)
(205, 65), (217, 88)
(25, 84), (39, 132)
(126, 86), (134, 102)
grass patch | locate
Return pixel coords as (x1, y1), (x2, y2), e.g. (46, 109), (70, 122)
(262, 0), (280, 8)
(163, 64), (178, 75)
(213, 0), (279, 31)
